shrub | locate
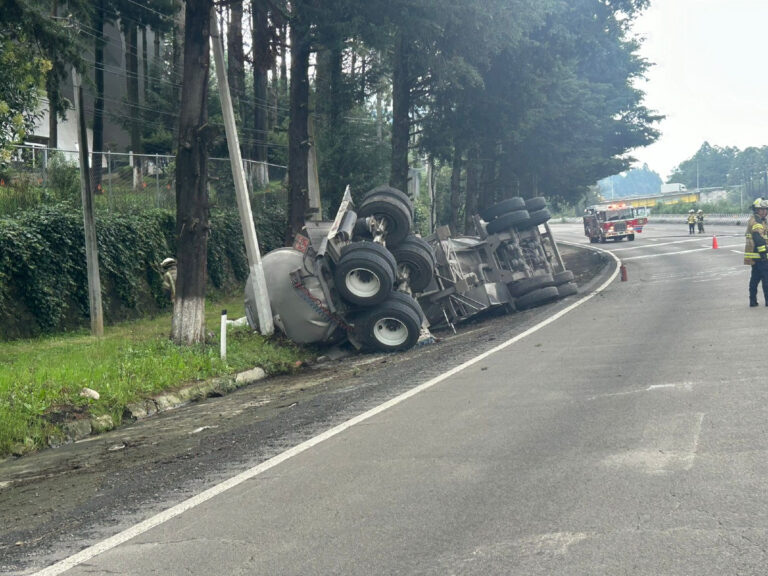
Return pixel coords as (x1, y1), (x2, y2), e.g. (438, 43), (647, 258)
(0, 203), (286, 340)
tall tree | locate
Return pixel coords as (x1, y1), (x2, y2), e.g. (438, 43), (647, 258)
(115, 0), (176, 182)
(91, 0), (110, 192)
(250, 0), (275, 187)
(172, 0), (212, 345)
(286, 1), (312, 241)
(227, 0), (245, 119)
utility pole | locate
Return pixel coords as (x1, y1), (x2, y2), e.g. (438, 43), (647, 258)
(72, 69), (104, 337)
(306, 116), (322, 221)
(696, 160), (700, 195)
(210, 8), (273, 335)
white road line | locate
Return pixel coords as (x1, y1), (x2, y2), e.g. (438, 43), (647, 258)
(622, 244), (741, 260)
(611, 237), (719, 252)
(32, 255), (622, 576)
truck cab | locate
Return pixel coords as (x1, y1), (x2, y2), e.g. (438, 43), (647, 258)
(583, 202), (647, 243)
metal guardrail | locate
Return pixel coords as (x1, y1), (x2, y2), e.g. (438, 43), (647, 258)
(555, 214), (751, 226)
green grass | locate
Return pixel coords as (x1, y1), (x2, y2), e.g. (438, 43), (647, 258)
(0, 293), (311, 458)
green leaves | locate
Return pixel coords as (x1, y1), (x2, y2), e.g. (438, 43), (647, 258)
(0, 205), (271, 340)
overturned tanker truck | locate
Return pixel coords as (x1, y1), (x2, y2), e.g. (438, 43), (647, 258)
(245, 186), (577, 353)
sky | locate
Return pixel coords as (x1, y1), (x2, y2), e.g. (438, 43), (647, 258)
(629, 0), (768, 179)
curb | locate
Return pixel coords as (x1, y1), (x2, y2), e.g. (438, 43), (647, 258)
(123, 367), (267, 421)
(38, 366), (270, 452)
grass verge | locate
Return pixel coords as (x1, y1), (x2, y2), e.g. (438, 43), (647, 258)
(0, 293), (311, 458)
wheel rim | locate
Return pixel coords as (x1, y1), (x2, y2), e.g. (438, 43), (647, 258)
(345, 268), (382, 298)
(372, 317), (409, 346)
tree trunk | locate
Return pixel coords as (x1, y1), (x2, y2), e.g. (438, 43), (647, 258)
(279, 23), (288, 101)
(251, 0), (269, 186)
(172, 0), (212, 345)
(47, 76), (59, 149)
(91, 0), (105, 194)
(227, 0), (245, 120)
(125, 23), (142, 186)
(315, 42), (343, 128)
(478, 138), (496, 211)
(390, 30), (411, 195)
(464, 145), (479, 233)
(46, 0), (59, 148)
(171, 3), (186, 130)
(141, 26), (149, 102)
(286, 12), (311, 243)
(449, 145), (463, 235)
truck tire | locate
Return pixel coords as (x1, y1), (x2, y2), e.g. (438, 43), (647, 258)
(525, 197), (547, 212)
(508, 273), (554, 297)
(334, 244), (396, 306)
(518, 208), (551, 228)
(354, 292), (423, 352)
(358, 194), (413, 247)
(516, 286), (560, 309)
(553, 270), (574, 285)
(557, 282), (578, 298)
(391, 235), (436, 293)
(486, 210), (531, 235)
(339, 241), (397, 277)
(479, 197), (526, 221)
(628, 234), (635, 241)
(363, 185), (414, 217)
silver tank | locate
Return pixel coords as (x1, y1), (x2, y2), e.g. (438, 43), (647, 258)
(245, 248), (342, 345)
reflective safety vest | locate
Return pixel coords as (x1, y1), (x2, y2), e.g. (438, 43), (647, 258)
(744, 215), (768, 264)
(687, 214), (696, 224)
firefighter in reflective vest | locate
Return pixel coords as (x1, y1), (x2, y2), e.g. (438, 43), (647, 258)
(687, 210), (696, 234)
(696, 209), (705, 233)
(744, 199), (768, 306)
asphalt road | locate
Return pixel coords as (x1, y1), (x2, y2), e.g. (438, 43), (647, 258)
(5, 221), (768, 575)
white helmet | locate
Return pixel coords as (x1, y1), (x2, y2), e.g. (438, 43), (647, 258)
(161, 257), (176, 268)
(688, 209), (695, 213)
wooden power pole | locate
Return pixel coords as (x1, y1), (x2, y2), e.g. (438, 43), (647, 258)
(72, 69), (104, 337)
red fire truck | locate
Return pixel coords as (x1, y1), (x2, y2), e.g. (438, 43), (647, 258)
(583, 202), (647, 243)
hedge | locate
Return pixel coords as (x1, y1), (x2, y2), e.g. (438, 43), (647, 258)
(0, 199), (287, 340)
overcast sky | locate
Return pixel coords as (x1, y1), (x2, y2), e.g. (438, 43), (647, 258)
(629, 0), (768, 180)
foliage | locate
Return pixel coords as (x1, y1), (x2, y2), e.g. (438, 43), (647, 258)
(317, 104), (391, 218)
(0, 0), (88, 155)
(0, 28), (50, 157)
(597, 165), (663, 199)
(0, 201), (287, 340)
(669, 142), (768, 202)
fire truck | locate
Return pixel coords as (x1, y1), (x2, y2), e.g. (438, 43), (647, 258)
(583, 202), (647, 243)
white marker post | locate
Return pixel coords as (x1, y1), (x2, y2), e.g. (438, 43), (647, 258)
(220, 309), (227, 361)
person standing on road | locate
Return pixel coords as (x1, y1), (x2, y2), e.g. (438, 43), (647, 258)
(687, 210), (696, 235)
(744, 200), (768, 307)
(696, 209), (705, 234)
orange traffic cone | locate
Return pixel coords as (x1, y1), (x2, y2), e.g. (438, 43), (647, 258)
(712, 235), (718, 249)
